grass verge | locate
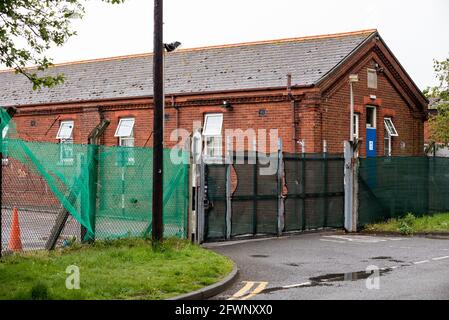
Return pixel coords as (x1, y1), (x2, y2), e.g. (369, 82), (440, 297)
(0, 238), (233, 300)
(365, 212), (449, 235)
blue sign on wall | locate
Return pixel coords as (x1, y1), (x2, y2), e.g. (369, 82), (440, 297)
(366, 128), (377, 158)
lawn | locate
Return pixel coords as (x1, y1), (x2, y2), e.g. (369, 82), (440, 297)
(364, 212), (449, 235)
(0, 238), (233, 300)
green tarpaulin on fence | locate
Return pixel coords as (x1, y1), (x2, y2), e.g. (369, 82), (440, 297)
(358, 157), (449, 226)
(0, 108), (189, 240)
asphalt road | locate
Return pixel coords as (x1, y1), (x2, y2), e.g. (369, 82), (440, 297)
(207, 232), (449, 300)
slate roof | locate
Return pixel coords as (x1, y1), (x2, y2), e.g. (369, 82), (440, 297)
(0, 29), (377, 107)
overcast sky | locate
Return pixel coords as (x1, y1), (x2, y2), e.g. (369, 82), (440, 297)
(36, 0), (449, 89)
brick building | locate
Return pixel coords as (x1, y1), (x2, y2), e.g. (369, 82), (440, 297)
(0, 29), (427, 158)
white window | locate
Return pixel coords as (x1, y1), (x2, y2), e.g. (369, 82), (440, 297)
(2, 125), (9, 139)
(202, 114), (223, 158)
(2, 125), (9, 166)
(384, 127), (391, 157)
(115, 118), (135, 165)
(204, 136), (222, 158)
(56, 120), (74, 140)
(202, 114), (223, 136)
(353, 114), (359, 140)
(384, 117), (398, 137)
(57, 121), (74, 164)
(114, 118), (135, 138)
(368, 68), (377, 89)
(366, 106), (376, 128)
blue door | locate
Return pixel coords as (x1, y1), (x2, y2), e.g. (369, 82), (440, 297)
(366, 128), (377, 158)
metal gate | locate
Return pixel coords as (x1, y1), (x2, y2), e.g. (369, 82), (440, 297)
(283, 153), (345, 231)
(200, 152), (345, 242)
(203, 152), (281, 241)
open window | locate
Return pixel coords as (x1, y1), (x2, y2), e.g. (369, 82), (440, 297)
(384, 117), (398, 137)
(57, 120), (74, 164)
(115, 118), (135, 165)
(383, 118), (398, 157)
(202, 113), (223, 158)
(2, 125), (9, 166)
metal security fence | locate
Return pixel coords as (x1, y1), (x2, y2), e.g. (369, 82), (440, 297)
(0, 110), (189, 255)
(283, 153), (345, 232)
(202, 152), (345, 242)
(358, 156), (449, 227)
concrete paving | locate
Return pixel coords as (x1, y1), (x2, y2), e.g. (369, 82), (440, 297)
(208, 232), (449, 300)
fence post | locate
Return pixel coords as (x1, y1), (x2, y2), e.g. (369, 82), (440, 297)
(323, 141), (329, 228)
(197, 156), (206, 243)
(344, 141), (358, 232)
(301, 140), (306, 230)
(277, 138), (284, 236)
(225, 137), (232, 240)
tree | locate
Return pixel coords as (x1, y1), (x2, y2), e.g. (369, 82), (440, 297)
(0, 0), (123, 90)
(425, 57), (449, 148)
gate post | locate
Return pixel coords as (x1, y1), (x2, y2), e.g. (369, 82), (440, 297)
(344, 141), (353, 232)
(344, 141), (359, 232)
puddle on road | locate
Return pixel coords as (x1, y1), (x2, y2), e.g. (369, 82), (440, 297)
(260, 268), (393, 295)
(284, 263), (302, 267)
(309, 268), (392, 283)
(371, 256), (405, 264)
(250, 255), (270, 258)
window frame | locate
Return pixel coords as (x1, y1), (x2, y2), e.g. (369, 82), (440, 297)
(116, 117), (135, 166)
(367, 68), (378, 89)
(114, 118), (135, 138)
(57, 120), (75, 165)
(366, 106), (377, 129)
(204, 136), (222, 158)
(384, 117), (399, 137)
(202, 113), (224, 159)
(2, 124), (9, 166)
(384, 127), (392, 157)
(56, 120), (75, 140)
(202, 113), (224, 137)
(353, 113), (360, 140)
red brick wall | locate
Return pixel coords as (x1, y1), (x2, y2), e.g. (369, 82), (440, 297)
(321, 59), (424, 156)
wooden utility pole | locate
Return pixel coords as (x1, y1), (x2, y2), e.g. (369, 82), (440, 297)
(152, 0), (164, 242)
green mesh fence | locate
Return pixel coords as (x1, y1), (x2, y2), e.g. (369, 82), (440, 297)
(0, 108), (189, 251)
(358, 157), (449, 227)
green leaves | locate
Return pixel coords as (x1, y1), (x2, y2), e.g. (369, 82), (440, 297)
(426, 57), (449, 146)
(0, 0), (124, 90)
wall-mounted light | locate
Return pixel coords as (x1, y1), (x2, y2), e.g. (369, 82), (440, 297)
(374, 63), (384, 74)
(223, 101), (233, 110)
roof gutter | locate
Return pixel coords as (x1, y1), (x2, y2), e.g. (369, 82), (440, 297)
(8, 84), (315, 109)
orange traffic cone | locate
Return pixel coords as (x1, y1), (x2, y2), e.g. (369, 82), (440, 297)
(8, 207), (22, 251)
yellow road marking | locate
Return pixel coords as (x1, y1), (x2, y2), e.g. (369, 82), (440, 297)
(228, 281), (255, 300)
(240, 282), (268, 300)
(228, 281), (269, 300)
